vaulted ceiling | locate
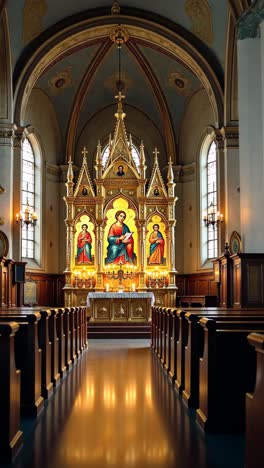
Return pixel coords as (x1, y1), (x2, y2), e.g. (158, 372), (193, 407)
(5, 0), (247, 166)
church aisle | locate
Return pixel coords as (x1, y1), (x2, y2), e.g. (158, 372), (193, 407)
(12, 340), (244, 468)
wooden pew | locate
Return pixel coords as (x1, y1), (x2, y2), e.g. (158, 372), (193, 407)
(246, 333), (264, 468)
(38, 309), (53, 398)
(182, 310), (264, 410)
(168, 309), (178, 382)
(57, 308), (66, 378)
(0, 322), (23, 463)
(48, 308), (60, 386)
(175, 309), (188, 393)
(69, 307), (77, 364)
(63, 307), (73, 370)
(196, 318), (264, 433)
(0, 312), (44, 416)
(80, 306), (88, 351)
(160, 307), (167, 366)
(164, 308), (172, 372)
(151, 306), (156, 349)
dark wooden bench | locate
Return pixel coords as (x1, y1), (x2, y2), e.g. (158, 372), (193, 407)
(196, 318), (264, 433)
(182, 310), (264, 410)
(0, 322), (23, 463)
(178, 296), (206, 307)
(0, 311), (44, 416)
(246, 332), (264, 468)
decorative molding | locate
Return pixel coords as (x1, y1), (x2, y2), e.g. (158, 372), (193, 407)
(237, 0), (264, 40)
(214, 129), (225, 150)
(220, 126), (239, 148)
(0, 123), (15, 145)
(48, 67), (73, 95)
(175, 163), (196, 183)
(14, 13), (224, 130)
(168, 71), (192, 96)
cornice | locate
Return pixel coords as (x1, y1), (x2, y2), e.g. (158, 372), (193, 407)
(220, 126), (239, 148)
(237, 0), (264, 40)
(174, 163), (196, 183)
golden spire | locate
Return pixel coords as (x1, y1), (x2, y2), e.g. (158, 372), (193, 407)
(114, 91), (126, 120)
(67, 155), (73, 182)
(167, 156), (174, 184)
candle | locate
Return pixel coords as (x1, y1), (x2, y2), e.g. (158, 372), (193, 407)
(132, 283), (136, 292)
(106, 284), (109, 292)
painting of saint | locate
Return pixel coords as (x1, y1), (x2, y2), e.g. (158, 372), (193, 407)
(105, 210), (136, 264)
(116, 165), (125, 176)
(76, 224), (92, 263)
(149, 224), (165, 264)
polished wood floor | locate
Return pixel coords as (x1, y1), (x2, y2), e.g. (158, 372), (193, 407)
(11, 340), (244, 468)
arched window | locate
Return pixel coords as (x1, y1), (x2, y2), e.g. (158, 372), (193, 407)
(102, 143), (140, 171)
(21, 133), (42, 266)
(206, 141), (218, 259)
(21, 138), (36, 259)
(200, 136), (219, 264)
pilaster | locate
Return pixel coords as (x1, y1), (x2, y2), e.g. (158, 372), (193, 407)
(220, 126), (240, 243)
(238, 28), (264, 251)
(0, 123), (15, 256)
(214, 129), (225, 253)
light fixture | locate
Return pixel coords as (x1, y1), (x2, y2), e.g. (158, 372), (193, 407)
(16, 198), (38, 227)
(203, 201), (223, 228)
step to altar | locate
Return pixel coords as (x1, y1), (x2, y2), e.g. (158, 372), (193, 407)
(87, 321), (151, 339)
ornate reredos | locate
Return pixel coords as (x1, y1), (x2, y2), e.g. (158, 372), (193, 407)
(103, 92), (139, 179)
(146, 148), (168, 198)
(73, 148), (95, 198)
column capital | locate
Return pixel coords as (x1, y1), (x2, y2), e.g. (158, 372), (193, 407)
(13, 125), (27, 149)
(237, 0), (264, 40)
(220, 126), (239, 148)
(214, 129), (225, 150)
(0, 123), (16, 146)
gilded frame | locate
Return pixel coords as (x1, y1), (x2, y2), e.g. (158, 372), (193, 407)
(229, 230), (241, 256)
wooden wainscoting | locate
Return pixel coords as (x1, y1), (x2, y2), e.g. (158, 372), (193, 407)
(176, 271), (218, 306)
(25, 272), (65, 307)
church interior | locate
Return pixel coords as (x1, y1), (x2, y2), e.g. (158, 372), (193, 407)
(0, 1), (264, 467)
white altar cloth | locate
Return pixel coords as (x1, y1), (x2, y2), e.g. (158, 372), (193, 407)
(87, 291), (155, 307)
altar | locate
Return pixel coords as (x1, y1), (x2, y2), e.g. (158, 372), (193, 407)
(87, 292), (155, 322)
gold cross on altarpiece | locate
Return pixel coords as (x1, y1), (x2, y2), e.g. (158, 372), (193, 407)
(153, 147), (160, 164)
(82, 147), (88, 158)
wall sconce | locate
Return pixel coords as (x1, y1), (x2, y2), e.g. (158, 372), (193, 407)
(16, 199), (38, 227)
(203, 201), (223, 229)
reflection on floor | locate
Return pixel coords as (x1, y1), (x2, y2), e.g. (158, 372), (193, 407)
(9, 340), (244, 468)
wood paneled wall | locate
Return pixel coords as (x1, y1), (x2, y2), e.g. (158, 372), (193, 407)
(176, 271), (217, 297)
(25, 273), (65, 307)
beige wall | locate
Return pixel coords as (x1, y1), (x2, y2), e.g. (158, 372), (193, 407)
(176, 89), (215, 274)
(25, 89), (64, 273)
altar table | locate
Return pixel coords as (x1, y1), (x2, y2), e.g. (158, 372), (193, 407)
(87, 292), (155, 322)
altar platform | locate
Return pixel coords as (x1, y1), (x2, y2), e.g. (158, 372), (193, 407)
(87, 292), (155, 322)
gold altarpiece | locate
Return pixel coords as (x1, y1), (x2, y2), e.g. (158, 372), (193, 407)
(63, 93), (178, 320)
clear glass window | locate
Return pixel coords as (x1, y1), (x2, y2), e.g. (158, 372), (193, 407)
(206, 141), (218, 259)
(21, 138), (36, 259)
